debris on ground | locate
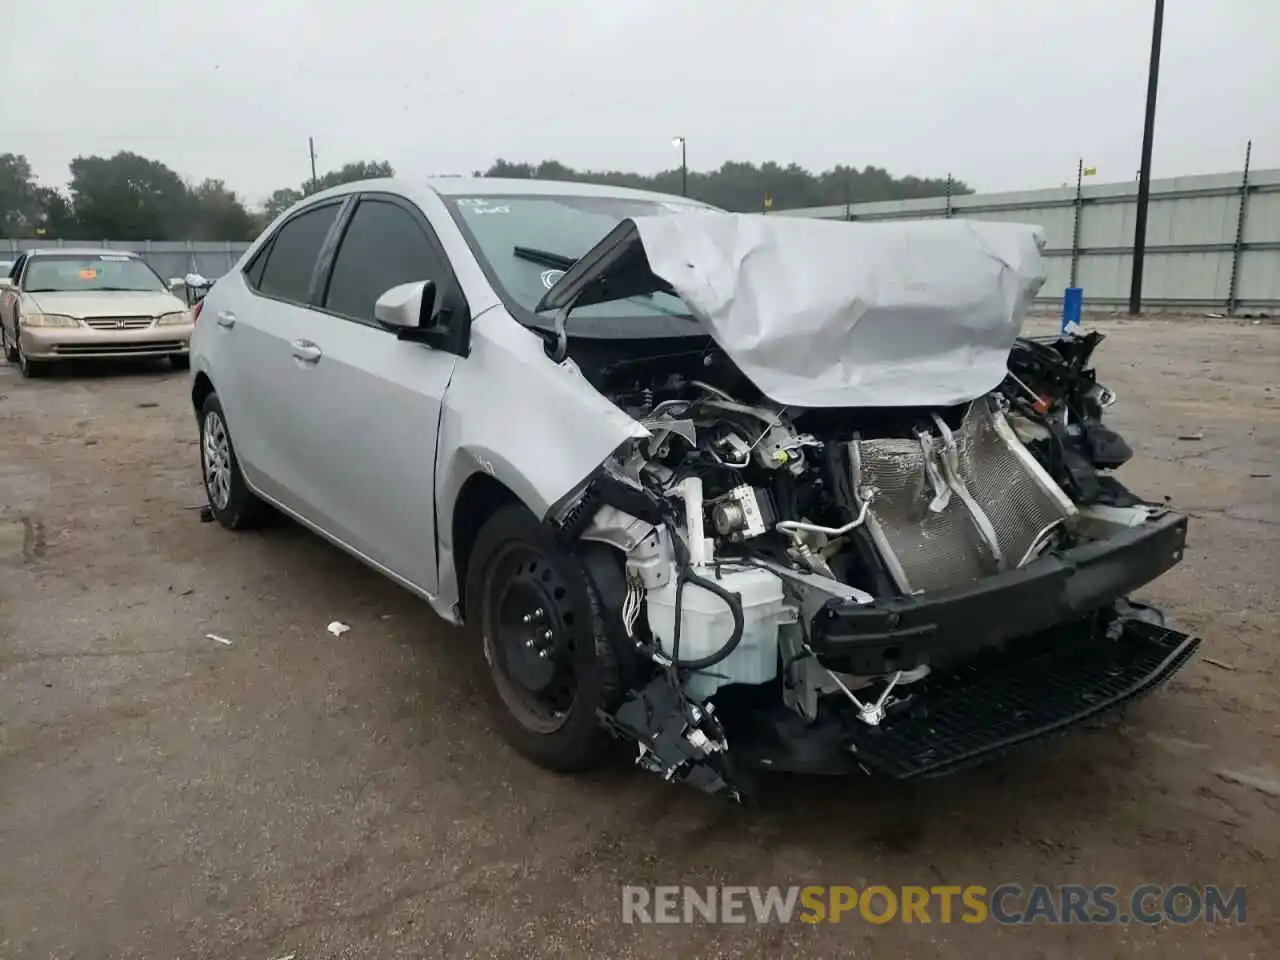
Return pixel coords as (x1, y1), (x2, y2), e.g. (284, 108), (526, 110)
(205, 633), (233, 646)
(326, 621), (351, 637)
(1177, 432), (1204, 441)
(1202, 657), (1236, 671)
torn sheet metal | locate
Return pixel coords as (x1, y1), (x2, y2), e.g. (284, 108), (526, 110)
(540, 213), (1047, 409)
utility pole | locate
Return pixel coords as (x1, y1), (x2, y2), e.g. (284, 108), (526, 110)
(1129, 0), (1165, 315)
(1070, 158), (1084, 288)
(674, 137), (688, 197)
(308, 137), (318, 191)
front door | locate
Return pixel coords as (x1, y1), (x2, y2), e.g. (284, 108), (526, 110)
(271, 195), (459, 592)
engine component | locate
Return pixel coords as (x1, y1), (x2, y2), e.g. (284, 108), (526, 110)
(679, 475), (714, 567)
(710, 485), (777, 541)
(856, 396), (1077, 595)
(711, 428), (753, 467)
(624, 525), (674, 590)
(646, 564), (793, 699)
(753, 424), (818, 475)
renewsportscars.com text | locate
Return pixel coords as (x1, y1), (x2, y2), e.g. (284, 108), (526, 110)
(622, 884), (1247, 926)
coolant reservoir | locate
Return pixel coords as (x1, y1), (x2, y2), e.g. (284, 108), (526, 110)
(646, 566), (789, 700)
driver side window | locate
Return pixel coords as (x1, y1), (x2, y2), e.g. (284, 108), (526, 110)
(322, 198), (446, 325)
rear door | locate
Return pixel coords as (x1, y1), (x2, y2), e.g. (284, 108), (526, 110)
(268, 193), (461, 591)
(228, 198), (348, 514)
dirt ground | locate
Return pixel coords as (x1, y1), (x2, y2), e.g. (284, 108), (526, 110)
(0, 318), (1276, 959)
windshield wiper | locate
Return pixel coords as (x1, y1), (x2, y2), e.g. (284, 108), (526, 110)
(513, 246), (577, 270)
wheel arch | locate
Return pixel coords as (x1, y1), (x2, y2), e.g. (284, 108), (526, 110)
(192, 371), (215, 416)
(450, 472), (523, 618)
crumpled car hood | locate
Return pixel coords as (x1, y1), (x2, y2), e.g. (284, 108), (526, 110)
(538, 212), (1047, 408)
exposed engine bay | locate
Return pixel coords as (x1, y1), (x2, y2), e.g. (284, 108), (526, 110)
(550, 331), (1200, 800)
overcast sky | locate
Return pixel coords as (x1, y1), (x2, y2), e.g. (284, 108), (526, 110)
(4, 0), (1276, 207)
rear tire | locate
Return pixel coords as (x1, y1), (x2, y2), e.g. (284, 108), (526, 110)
(170, 354), (190, 371)
(465, 503), (621, 773)
(199, 392), (263, 530)
(1, 324), (17, 363)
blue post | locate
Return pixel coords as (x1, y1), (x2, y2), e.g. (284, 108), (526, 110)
(1061, 286), (1084, 337)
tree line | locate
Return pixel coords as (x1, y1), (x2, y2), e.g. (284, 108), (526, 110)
(1, 151), (970, 242)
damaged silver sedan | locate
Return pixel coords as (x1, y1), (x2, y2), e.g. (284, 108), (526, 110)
(189, 177), (1200, 800)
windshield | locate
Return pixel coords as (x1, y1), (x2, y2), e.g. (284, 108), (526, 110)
(23, 254), (167, 293)
(444, 193), (715, 332)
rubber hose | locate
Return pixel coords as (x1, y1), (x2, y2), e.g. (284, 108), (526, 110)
(668, 564), (746, 671)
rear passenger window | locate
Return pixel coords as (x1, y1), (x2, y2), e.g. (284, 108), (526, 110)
(323, 199), (445, 323)
(244, 241), (271, 289)
(257, 203), (340, 303)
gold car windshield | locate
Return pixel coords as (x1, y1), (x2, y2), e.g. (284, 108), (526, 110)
(24, 255), (167, 294)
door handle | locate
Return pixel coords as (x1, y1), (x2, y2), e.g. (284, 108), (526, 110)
(291, 339), (323, 364)
(216, 311), (236, 328)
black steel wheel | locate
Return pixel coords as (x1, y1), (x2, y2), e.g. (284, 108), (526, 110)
(465, 503), (621, 772)
(487, 544), (582, 731)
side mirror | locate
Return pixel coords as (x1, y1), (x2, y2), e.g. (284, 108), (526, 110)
(168, 277), (185, 294)
(374, 279), (437, 332)
(0, 277), (14, 290)
(374, 279), (472, 357)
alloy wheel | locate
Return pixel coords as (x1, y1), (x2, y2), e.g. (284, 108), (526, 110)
(202, 410), (233, 511)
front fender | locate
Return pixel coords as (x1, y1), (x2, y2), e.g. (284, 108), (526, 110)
(434, 308), (648, 605)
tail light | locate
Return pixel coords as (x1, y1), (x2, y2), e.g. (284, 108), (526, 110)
(191, 299), (205, 324)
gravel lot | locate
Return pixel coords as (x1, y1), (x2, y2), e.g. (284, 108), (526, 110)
(0, 318), (1276, 959)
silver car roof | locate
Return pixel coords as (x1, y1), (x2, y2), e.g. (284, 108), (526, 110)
(301, 176), (715, 208)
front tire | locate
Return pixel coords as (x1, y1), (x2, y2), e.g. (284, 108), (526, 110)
(199, 392), (263, 530)
(465, 504), (621, 773)
(17, 335), (47, 378)
(1, 323), (17, 363)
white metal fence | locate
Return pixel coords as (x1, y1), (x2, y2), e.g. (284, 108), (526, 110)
(776, 166), (1280, 314)
(8, 165), (1278, 313)
(0, 239), (251, 282)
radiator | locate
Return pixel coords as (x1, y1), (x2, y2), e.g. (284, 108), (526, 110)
(852, 396), (1076, 595)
